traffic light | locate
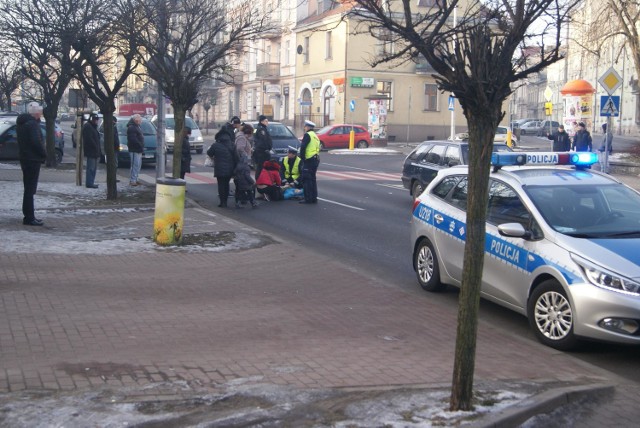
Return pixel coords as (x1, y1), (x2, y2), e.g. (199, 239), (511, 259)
(544, 102), (553, 116)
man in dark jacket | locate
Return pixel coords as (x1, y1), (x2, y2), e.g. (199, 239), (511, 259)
(16, 102), (46, 226)
(572, 122), (592, 152)
(127, 114), (144, 186)
(252, 115), (272, 180)
(546, 125), (571, 152)
(82, 113), (102, 188)
(207, 123), (239, 207)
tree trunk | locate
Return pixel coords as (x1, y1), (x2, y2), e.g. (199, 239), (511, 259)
(449, 111), (500, 411)
(172, 105), (186, 179)
(43, 112), (58, 168)
(102, 112), (118, 200)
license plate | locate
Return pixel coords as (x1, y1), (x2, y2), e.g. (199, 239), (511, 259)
(143, 153), (154, 159)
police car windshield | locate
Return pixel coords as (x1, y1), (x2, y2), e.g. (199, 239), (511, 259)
(526, 184), (640, 237)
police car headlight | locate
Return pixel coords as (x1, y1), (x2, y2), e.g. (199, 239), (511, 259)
(573, 256), (640, 295)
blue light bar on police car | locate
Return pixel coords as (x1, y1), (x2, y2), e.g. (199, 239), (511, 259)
(491, 152), (598, 168)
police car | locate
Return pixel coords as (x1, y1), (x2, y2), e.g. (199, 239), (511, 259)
(410, 151), (640, 350)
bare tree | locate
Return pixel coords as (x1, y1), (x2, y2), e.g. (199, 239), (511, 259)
(347, 0), (580, 410)
(70, 0), (145, 200)
(137, 0), (276, 178)
(0, 54), (22, 111)
(602, 1), (640, 95)
(0, 0), (78, 167)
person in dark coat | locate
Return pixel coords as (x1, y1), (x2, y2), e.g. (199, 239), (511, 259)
(180, 126), (192, 179)
(82, 113), (102, 188)
(546, 125), (571, 152)
(207, 124), (239, 207)
(233, 153), (258, 209)
(127, 114), (145, 186)
(571, 122), (592, 152)
(252, 115), (272, 180)
(16, 102), (46, 226)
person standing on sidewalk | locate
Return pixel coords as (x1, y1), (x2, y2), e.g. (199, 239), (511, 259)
(127, 114), (144, 186)
(571, 122), (592, 152)
(16, 102), (46, 226)
(82, 113), (101, 188)
(252, 115), (272, 180)
(180, 126), (192, 179)
(235, 123), (253, 159)
(207, 122), (238, 207)
(546, 124), (571, 152)
(299, 120), (320, 204)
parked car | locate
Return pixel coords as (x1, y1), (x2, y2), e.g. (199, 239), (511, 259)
(518, 120), (543, 135)
(510, 118), (536, 130)
(151, 114), (204, 154)
(99, 116), (160, 167)
(314, 124), (371, 149)
(537, 120), (560, 136)
(494, 126), (519, 147)
(401, 140), (512, 200)
(411, 151), (640, 350)
(246, 121), (300, 163)
(0, 118), (64, 163)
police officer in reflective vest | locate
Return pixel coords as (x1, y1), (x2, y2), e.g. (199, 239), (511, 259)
(281, 146), (302, 188)
(299, 120), (320, 204)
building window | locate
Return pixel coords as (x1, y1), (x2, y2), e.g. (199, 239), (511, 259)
(376, 29), (395, 56)
(284, 41), (290, 66)
(417, 0), (437, 6)
(424, 83), (438, 111)
(266, 44), (271, 63)
(326, 31), (332, 60)
(376, 80), (393, 111)
(304, 37), (309, 64)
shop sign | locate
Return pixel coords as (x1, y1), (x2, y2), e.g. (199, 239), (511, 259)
(350, 77), (374, 88)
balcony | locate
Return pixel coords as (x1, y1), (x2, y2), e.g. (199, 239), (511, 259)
(256, 63), (281, 79)
(415, 56), (436, 74)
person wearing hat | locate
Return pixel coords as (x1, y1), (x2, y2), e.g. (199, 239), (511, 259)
(16, 102), (47, 226)
(83, 113), (102, 188)
(280, 146), (302, 189)
(252, 115), (272, 180)
(546, 124), (570, 152)
(571, 121), (592, 152)
(299, 120), (320, 204)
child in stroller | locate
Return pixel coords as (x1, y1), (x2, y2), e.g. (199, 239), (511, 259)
(234, 154), (258, 208)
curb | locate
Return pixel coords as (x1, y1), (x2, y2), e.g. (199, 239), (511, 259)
(477, 383), (615, 427)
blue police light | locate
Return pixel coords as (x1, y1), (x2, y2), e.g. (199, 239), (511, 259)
(491, 151), (598, 171)
(568, 152), (599, 166)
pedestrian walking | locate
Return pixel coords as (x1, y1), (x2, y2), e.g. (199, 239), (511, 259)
(16, 102), (46, 226)
(82, 113), (102, 188)
(180, 126), (192, 180)
(252, 115), (272, 180)
(127, 114), (144, 186)
(571, 122), (592, 152)
(299, 120), (320, 204)
(233, 153), (258, 209)
(235, 123), (253, 159)
(546, 124), (571, 152)
(207, 122), (239, 207)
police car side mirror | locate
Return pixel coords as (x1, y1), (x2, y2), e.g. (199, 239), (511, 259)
(498, 223), (531, 240)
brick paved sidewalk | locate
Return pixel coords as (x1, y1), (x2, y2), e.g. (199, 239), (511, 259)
(0, 162), (638, 426)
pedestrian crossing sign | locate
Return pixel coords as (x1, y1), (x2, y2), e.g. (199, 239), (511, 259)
(448, 95), (455, 111)
(600, 95), (620, 117)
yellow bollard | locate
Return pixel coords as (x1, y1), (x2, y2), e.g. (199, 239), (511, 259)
(349, 129), (355, 150)
(506, 129), (513, 148)
(153, 178), (186, 245)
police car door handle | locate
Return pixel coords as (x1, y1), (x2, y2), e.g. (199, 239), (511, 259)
(434, 213), (444, 223)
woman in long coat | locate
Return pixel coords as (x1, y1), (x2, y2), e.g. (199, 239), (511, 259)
(207, 126), (238, 207)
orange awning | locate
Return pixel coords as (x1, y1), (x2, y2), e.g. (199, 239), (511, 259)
(560, 79), (595, 95)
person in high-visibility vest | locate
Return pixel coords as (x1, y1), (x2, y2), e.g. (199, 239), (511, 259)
(299, 120), (320, 204)
(280, 147), (302, 188)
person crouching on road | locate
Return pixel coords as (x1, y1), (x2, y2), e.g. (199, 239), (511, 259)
(233, 153), (258, 209)
(180, 126), (192, 180)
(83, 113), (102, 188)
(299, 120), (320, 204)
(16, 102), (47, 226)
(127, 114), (145, 186)
(281, 147), (303, 189)
(256, 160), (283, 201)
(546, 124), (570, 152)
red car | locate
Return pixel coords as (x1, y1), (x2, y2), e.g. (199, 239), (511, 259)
(315, 124), (371, 149)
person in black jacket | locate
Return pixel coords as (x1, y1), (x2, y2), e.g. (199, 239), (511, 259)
(252, 115), (272, 180)
(180, 126), (192, 179)
(82, 113), (102, 188)
(207, 124), (239, 207)
(571, 122), (592, 152)
(127, 114), (144, 186)
(546, 125), (571, 152)
(16, 102), (46, 226)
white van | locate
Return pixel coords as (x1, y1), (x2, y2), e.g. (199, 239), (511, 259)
(151, 114), (204, 154)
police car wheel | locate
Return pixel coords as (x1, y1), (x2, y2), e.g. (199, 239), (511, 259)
(527, 280), (579, 350)
(412, 181), (425, 201)
(356, 140), (368, 148)
(414, 239), (445, 292)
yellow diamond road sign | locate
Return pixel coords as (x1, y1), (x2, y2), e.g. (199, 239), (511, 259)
(599, 67), (622, 94)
